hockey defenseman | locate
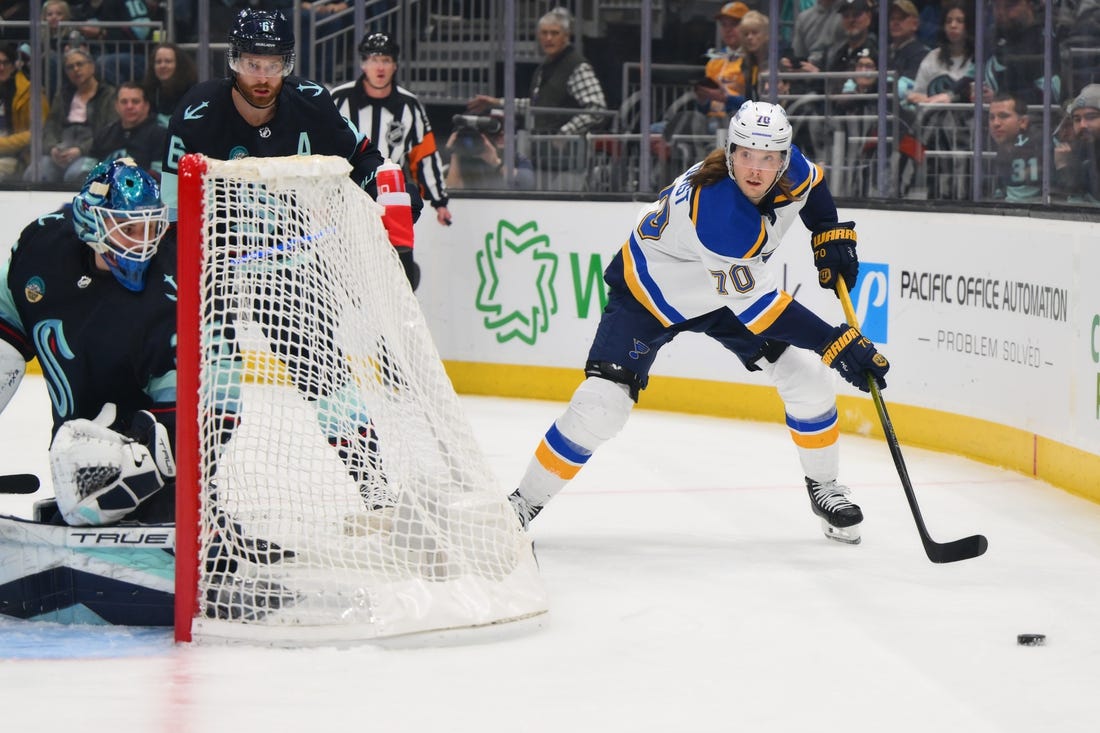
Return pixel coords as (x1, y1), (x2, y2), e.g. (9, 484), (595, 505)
(508, 101), (890, 544)
(332, 31), (452, 290)
(0, 158), (176, 526)
(159, 8), (416, 508)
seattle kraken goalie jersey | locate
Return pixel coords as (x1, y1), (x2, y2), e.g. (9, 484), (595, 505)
(0, 209), (177, 440)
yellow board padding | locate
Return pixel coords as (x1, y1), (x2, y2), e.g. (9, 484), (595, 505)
(443, 360), (1100, 506)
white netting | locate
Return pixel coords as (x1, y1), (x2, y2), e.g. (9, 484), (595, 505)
(187, 155), (545, 644)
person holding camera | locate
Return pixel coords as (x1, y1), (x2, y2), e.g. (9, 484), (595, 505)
(445, 112), (535, 191)
(332, 31), (452, 230)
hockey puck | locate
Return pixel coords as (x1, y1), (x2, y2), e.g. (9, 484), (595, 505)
(1017, 633), (1046, 646)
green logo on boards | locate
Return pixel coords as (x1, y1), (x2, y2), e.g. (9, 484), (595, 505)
(475, 220), (559, 345)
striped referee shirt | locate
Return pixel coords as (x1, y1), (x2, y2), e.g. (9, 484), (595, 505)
(331, 79), (449, 209)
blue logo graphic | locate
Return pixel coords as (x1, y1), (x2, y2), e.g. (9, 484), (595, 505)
(853, 263), (889, 343)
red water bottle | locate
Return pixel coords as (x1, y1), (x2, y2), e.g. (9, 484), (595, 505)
(376, 160), (414, 249)
(376, 160), (405, 196)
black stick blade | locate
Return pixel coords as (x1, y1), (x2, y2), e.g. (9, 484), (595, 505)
(925, 533), (988, 564)
(0, 473), (40, 494)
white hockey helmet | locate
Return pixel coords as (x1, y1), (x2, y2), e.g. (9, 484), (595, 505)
(726, 100), (793, 180)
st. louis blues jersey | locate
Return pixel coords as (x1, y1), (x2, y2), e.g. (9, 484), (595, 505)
(160, 77), (387, 217)
(618, 144), (841, 350)
(0, 209), (177, 441)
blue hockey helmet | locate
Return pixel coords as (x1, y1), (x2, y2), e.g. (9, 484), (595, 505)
(228, 9), (295, 77)
(72, 157), (168, 292)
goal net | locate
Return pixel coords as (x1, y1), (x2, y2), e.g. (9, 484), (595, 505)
(174, 154), (546, 644)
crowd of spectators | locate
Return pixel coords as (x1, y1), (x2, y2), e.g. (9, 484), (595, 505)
(0, 1), (1096, 205)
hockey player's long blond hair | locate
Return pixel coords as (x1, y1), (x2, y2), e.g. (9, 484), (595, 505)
(688, 148), (797, 199)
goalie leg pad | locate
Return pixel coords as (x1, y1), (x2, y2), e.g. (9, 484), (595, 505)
(51, 412), (170, 526)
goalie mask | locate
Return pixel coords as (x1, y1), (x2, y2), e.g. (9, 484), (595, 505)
(726, 100), (793, 186)
(228, 8), (295, 78)
(72, 157), (168, 292)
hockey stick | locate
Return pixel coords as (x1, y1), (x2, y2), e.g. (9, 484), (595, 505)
(0, 473), (40, 494)
(836, 279), (987, 564)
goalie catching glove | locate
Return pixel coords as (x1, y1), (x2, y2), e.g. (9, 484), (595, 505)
(50, 403), (176, 526)
(816, 325), (889, 392)
(811, 221), (858, 294)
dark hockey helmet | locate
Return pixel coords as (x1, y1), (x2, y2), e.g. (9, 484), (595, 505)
(228, 9), (295, 76)
(72, 157), (167, 292)
(358, 32), (399, 60)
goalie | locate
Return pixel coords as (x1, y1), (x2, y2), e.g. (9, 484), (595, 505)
(0, 158), (177, 526)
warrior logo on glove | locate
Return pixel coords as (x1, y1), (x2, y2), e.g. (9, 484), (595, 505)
(816, 325), (890, 392)
(811, 221), (859, 294)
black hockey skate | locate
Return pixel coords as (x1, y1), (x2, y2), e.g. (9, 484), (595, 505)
(806, 477), (863, 545)
(327, 422), (396, 511)
(508, 489), (543, 531)
(205, 509), (296, 574)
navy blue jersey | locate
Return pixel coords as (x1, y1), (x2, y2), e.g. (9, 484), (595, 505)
(0, 209), (177, 442)
(160, 77), (387, 217)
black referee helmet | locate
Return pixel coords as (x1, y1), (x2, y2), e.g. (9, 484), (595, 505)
(358, 32), (399, 60)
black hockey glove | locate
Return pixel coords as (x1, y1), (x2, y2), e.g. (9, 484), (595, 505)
(811, 221), (858, 295)
(816, 325), (889, 392)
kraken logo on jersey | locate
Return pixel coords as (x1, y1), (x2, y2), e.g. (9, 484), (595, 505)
(183, 101), (208, 120)
(32, 318), (76, 417)
(163, 274), (178, 302)
(24, 276), (44, 303)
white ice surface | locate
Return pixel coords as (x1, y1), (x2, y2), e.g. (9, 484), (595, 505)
(0, 375), (1097, 732)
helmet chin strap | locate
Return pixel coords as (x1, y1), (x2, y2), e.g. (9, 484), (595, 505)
(233, 79), (278, 110)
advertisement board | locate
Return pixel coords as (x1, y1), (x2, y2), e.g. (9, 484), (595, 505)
(1, 190), (1095, 499)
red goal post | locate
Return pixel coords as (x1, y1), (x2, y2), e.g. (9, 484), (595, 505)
(173, 153), (546, 645)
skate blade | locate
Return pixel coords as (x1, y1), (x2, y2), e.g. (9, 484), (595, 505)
(821, 519), (861, 545)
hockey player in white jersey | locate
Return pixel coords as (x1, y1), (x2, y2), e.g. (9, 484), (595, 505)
(508, 100), (889, 544)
